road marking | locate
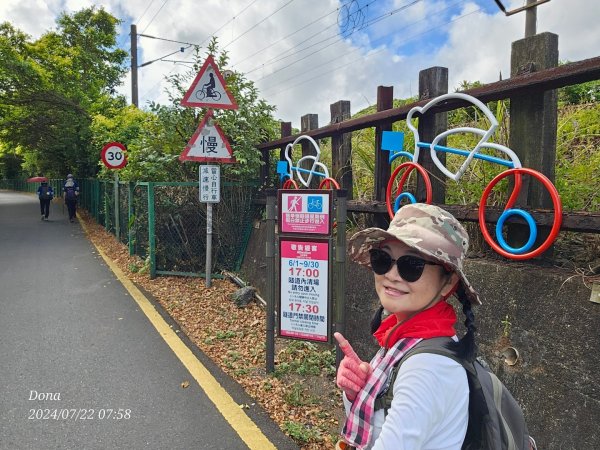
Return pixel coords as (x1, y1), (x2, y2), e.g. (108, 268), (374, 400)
(80, 219), (276, 450)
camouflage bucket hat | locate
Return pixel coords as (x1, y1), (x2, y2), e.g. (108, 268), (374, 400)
(349, 203), (480, 305)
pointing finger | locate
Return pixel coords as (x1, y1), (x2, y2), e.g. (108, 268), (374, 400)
(334, 332), (360, 362)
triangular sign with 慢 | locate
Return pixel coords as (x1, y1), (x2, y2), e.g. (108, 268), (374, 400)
(179, 110), (237, 163)
(181, 55), (238, 110)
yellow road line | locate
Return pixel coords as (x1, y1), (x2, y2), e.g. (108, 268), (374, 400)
(80, 219), (276, 450)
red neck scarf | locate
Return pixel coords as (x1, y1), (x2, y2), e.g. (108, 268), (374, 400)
(373, 300), (457, 348)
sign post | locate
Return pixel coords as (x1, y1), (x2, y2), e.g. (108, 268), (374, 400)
(101, 142), (127, 240)
(199, 165), (221, 287)
(180, 55), (238, 286)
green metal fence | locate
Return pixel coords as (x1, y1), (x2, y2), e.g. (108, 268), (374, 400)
(3, 178), (259, 279)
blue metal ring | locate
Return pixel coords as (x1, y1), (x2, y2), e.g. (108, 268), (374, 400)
(495, 209), (537, 254)
(393, 192), (417, 213)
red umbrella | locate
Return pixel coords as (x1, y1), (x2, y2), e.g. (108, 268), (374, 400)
(26, 176), (48, 182)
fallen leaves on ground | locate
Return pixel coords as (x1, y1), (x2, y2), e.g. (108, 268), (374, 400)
(80, 211), (343, 449)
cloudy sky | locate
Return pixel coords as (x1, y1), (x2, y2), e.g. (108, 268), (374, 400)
(1, 0), (597, 129)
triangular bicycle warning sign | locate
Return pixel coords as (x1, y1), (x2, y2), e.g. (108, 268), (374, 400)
(181, 55), (238, 110)
(179, 110), (237, 163)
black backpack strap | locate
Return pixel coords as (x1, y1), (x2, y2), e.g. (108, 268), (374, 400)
(373, 337), (478, 413)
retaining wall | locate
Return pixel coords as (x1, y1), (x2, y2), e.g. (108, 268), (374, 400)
(240, 220), (600, 449)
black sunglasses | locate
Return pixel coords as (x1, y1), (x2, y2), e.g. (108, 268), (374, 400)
(369, 248), (439, 282)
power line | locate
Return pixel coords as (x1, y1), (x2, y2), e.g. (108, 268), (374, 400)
(265, 2), (482, 94)
(137, 0), (262, 102)
(240, 0), (379, 74)
(138, 33), (200, 48)
(250, 0), (424, 82)
(222, 0), (298, 49)
(138, 45), (192, 68)
(134, 0), (157, 25)
(231, 6), (340, 68)
(117, 0), (157, 49)
(140, 0), (170, 34)
(262, 6), (481, 98)
(198, 0), (262, 48)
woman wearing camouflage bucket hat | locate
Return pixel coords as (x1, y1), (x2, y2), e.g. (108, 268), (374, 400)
(334, 203), (480, 450)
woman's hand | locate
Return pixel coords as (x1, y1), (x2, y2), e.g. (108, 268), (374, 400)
(334, 332), (372, 401)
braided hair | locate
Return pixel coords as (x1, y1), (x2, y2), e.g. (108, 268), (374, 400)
(370, 305), (385, 335)
(447, 283), (477, 361)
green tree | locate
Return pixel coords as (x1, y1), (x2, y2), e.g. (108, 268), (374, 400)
(0, 8), (127, 178)
(112, 38), (280, 182)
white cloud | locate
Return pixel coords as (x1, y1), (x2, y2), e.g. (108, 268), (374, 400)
(2, 0), (599, 130)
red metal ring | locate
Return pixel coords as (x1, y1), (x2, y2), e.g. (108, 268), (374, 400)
(318, 177), (340, 190)
(385, 162), (432, 219)
(282, 179), (299, 189)
(479, 168), (562, 260)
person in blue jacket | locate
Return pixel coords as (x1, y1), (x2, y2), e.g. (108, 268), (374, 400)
(37, 180), (54, 221)
(63, 174), (80, 223)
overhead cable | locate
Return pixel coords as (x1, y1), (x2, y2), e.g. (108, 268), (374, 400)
(262, 7), (481, 98)
(250, 0), (424, 81)
(223, 0), (298, 49)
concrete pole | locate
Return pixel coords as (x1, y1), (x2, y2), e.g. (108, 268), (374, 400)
(131, 24), (139, 107)
(525, 0), (537, 37)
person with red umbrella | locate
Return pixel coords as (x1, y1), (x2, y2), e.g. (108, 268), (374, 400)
(35, 178), (54, 220)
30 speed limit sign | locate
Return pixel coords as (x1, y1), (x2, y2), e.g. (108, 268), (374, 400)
(101, 142), (127, 169)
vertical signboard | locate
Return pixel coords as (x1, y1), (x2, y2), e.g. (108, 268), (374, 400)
(199, 165), (220, 203)
(279, 238), (330, 342)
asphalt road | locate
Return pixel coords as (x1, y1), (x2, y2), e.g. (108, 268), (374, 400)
(0, 191), (298, 450)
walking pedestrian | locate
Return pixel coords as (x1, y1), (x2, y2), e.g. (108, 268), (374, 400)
(63, 174), (80, 223)
(335, 203), (481, 450)
(36, 180), (54, 221)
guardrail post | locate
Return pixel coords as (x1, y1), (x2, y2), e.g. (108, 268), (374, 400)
(417, 66), (448, 204)
(301, 113), (319, 189)
(279, 122), (292, 188)
(508, 32), (558, 254)
(330, 100), (353, 199)
(374, 85), (393, 227)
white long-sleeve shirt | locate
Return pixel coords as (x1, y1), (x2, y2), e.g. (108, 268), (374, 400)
(343, 353), (469, 450)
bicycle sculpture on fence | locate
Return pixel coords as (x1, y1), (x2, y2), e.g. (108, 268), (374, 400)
(276, 135), (340, 190)
(275, 93), (562, 261)
(381, 92), (562, 261)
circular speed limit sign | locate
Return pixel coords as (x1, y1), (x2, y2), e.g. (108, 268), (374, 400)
(101, 142), (127, 169)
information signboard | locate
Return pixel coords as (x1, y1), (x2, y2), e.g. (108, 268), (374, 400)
(278, 190), (332, 236)
(279, 238), (330, 342)
(199, 165), (220, 203)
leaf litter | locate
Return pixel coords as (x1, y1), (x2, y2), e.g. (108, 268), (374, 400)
(80, 211), (343, 449)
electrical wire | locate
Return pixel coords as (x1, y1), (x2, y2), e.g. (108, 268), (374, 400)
(138, 45), (192, 68)
(140, 0), (170, 34)
(197, 0), (262, 48)
(240, 0), (379, 73)
(137, 33), (199, 48)
(223, 0), (298, 49)
(116, 0), (162, 53)
(262, 6), (481, 98)
(249, 0), (423, 81)
(137, 0), (261, 101)
(231, 6), (340, 68)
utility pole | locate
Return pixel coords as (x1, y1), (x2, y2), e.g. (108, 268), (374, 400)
(525, 0), (537, 37)
(130, 24), (138, 107)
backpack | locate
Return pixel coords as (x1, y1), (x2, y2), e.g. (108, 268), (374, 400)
(65, 186), (77, 201)
(40, 185), (53, 200)
(374, 337), (536, 450)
